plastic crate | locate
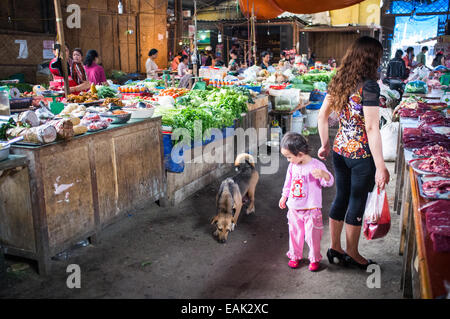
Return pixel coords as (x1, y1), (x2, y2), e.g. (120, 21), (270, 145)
(244, 85), (262, 93)
(9, 97), (32, 110)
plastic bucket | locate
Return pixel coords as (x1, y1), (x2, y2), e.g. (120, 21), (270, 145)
(305, 109), (320, 128)
(291, 113), (303, 133)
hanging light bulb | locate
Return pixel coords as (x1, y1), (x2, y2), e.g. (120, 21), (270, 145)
(218, 31), (222, 43)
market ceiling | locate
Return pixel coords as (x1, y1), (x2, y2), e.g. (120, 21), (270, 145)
(167, 0), (228, 10)
(239, 0), (367, 19)
(169, 0), (368, 19)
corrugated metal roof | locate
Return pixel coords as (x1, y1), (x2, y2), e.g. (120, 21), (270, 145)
(197, 16), (308, 25)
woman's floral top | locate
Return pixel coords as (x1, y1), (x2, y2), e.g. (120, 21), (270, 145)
(333, 80), (380, 159)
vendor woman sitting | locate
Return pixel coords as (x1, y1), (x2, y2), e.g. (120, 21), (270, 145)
(260, 51), (271, 70)
(49, 43), (90, 94)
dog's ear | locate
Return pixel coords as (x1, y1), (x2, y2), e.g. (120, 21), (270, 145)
(210, 215), (219, 225)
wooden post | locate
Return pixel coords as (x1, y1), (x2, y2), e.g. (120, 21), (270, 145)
(251, 5), (256, 66)
(226, 36), (230, 66)
(53, 0), (70, 97)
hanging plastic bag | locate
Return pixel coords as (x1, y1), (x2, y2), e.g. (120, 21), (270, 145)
(363, 186), (391, 240)
(379, 108), (399, 162)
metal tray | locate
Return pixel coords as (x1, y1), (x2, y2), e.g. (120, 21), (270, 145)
(410, 157), (450, 177)
(417, 174), (450, 200)
(0, 143), (10, 161)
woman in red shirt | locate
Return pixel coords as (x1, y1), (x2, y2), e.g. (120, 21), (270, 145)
(49, 44), (90, 94)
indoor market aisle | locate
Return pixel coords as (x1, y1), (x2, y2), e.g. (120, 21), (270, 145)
(0, 133), (403, 298)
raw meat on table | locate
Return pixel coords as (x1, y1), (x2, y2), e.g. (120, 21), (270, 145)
(414, 145), (449, 158)
(418, 156), (450, 177)
(422, 179), (450, 196)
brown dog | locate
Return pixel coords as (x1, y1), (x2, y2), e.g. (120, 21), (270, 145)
(211, 153), (259, 243)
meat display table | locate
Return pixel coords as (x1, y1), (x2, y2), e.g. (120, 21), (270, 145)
(406, 168), (450, 298)
(1, 117), (165, 275)
(395, 117), (450, 298)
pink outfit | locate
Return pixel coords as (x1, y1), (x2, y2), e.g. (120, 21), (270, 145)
(84, 62), (106, 85)
(287, 208), (324, 263)
(282, 159), (334, 210)
(282, 158), (334, 263)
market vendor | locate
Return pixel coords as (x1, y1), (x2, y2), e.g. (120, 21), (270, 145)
(403, 47), (415, 77)
(227, 50), (239, 75)
(260, 51), (271, 70)
(49, 43), (90, 94)
(171, 51), (182, 72)
(146, 48), (160, 79)
(277, 51), (291, 71)
(432, 51), (445, 67)
(71, 48), (88, 86)
(178, 55), (193, 88)
(84, 50), (107, 85)
(204, 47), (215, 67)
(308, 53), (316, 67)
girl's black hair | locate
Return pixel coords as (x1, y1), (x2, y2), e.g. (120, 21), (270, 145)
(148, 48), (158, 57)
(395, 49), (403, 59)
(230, 50), (237, 56)
(84, 49), (98, 67)
(280, 132), (309, 156)
(73, 48), (83, 56)
(181, 54), (188, 62)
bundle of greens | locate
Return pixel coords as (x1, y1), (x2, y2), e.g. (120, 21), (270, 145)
(0, 118), (17, 140)
(292, 70), (336, 85)
(97, 86), (117, 99)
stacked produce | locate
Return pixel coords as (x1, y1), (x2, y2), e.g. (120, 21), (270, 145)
(60, 103), (86, 117)
(155, 87), (248, 144)
(290, 69), (336, 91)
(405, 80), (427, 94)
(158, 88), (189, 99)
(80, 113), (112, 132)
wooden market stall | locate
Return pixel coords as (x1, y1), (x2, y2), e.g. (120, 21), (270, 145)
(165, 94), (269, 206)
(300, 25), (382, 65)
(0, 0), (169, 84)
(0, 117), (165, 275)
(394, 89), (450, 299)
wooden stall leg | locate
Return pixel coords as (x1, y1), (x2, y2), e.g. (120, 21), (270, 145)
(0, 246), (5, 276)
(400, 202), (415, 298)
(89, 234), (101, 245)
(37, 255), (52, 276)
(399, 177), (412, 256)
(394, 152), (405, 214)
(411, 241), (421, 299)
(394, 124), (402, 175)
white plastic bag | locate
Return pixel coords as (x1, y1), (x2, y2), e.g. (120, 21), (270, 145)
(380, 107), (399, 162)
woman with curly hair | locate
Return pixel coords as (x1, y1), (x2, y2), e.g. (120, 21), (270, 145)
(317, 36), (390, 270)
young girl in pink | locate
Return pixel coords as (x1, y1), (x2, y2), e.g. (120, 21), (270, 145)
(279, 132), (334, 271)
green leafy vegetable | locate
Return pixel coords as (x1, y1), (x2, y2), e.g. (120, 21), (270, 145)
(97, 86), (117, 99)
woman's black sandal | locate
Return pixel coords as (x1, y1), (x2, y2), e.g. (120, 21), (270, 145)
(326, 248), (348, 266)
(345, 255), (377, 270)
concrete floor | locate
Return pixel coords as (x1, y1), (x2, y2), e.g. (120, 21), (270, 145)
(0, 133), (403, 298)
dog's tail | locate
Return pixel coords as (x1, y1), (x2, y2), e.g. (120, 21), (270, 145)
(234, 153), (256, 168)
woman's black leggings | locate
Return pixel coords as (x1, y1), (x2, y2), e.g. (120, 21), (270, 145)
(329, 151), (376, 226)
